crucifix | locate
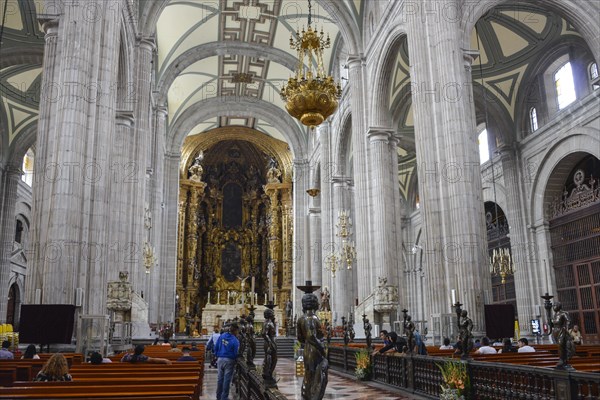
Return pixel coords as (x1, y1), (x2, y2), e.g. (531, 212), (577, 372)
(237, 275), (250, 305)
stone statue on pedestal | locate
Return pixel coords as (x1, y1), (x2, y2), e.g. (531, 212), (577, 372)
(363, 316), (372, 350)
(319, 287), (331, 312)
(297, 293), (328, 400)
(404, 315), (416, 354)
(262, 308), (277, 386)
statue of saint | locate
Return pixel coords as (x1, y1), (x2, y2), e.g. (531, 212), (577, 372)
(262, 308), (278, 385)
(363, 317), (373, 349)
(458, 310), (473, 359)
(285, 299), (293, 320)
(245, 315), (256, 368)
(297, 293), (328, 400)
(551, 302), (575, 369)
(341, 316), (350, 346)
(188, 154), (204, 182)
(404, 315), (416, 354)
(319, 287), (331, 312)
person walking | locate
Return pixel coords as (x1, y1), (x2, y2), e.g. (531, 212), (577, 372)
(215, 322), (239, 400)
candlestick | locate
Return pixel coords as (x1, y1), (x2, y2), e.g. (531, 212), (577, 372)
(543, 259), (549, 293)
(217, 292), (221, 304)
(268, 261), (274, 302)
(451, 289), (456, 305)
(264, 293), (267, 303)
(207, 291), (211, 304)
(305, 214), (311, 281)
(251, 276), (255, 297)
(274, 293), (277, 304)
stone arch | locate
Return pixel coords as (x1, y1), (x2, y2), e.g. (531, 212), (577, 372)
(156, 42), (297, 105)
(116, 24), (135, 111)
(529, 128), (600, 225)
(482, 181), (509, 219)
(139, 0), (361, 55)
(167, 97), (307, 159)
(333, 108), (352, 177)
(368, 27), (409, 128)
(461, 0), (600, 64)
(6, 275), (24, 329)
(8, 124), (37, 167)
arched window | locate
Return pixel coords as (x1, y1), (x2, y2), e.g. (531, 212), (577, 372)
(554, 62), (577, 110)
(529, 107), (539, 132)
(590, 62), (599, 90)
(478, 129), (490, 164)
(21, 149), (34, 186)
(15, 220), (23, 243)
(590, 62), (599, 80)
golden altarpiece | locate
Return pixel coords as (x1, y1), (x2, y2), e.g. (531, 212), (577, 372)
(176, 128), (294, 334)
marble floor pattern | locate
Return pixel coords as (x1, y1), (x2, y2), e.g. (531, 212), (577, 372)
(200, 359), (427, 400)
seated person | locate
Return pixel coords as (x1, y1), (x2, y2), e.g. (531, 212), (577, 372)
(473, 339), (481, 348)
(168, 342), (182, 353)
(517, 338), (535, 353)
(498, 338), (517, 353)
(34, 353), (72, 381)
(121, 344), (171, 364)
(373, 332), (407, 355)
(22, 344), (40, 359)
(177, 347), (197, 362)
(89, 351), (112, 364)
(492, 338), (503, 346)
(0, 340), (14, 359)
(439, 337), (454, 350)
(475, 337), (497, 354)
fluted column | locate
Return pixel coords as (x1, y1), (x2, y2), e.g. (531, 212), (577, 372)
(147, 106), (168, 322)
(158, 152), (181, 323)
(0, 165), (22, 321)
(129, 37), (156, 294)
(292, 159), (310, 315)
(318, 122), (333, 293)
(367, 128), (400, 292)
(27, 2), (122, 314)
(346, 55), (371, 302)
(407, 0), (490, 332)
(498, 147), (537, 335)
(330, 176), (352, 321)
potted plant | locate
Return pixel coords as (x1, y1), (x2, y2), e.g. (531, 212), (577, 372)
(437, 360), (469, 399)
(354, 349), (372, 380)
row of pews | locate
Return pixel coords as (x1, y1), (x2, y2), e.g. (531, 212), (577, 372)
(332, 342), (600, 372)
(0, 344), (206, 399)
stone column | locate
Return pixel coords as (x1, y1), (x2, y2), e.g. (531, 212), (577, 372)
(330, 176), (352, 321)
(367, 128), (400, 292)
(346, 55), (371, 302)
(0, 165), (22, 322)
(129, 37), (156, 294)
(27, 2), (122, 314)
(407, 0), (490, 332)
(157, 152), (181, 323)
(318, 122), (334, 295)
(292, 159), (310, 315)
(498, 146), (537, 335)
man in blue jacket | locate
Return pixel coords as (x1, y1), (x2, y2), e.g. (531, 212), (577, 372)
(215, 322), (239, 400)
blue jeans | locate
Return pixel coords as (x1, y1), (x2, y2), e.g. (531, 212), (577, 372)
(216, 357), (236, 400)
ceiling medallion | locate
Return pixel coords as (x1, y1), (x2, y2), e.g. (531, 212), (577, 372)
(280, 0), (341, 129)
(232, 72), (254, 84)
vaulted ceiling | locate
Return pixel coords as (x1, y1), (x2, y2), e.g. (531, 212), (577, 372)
(156, 0), (362, 142)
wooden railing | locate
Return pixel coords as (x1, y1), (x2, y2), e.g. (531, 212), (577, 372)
(327, 346), (599, 399)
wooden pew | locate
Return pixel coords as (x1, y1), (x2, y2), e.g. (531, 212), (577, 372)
(0, 383), (198, 399)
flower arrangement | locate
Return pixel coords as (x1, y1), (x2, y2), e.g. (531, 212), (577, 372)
(354, 349), (372, 380)
(437, 360), (469, 399)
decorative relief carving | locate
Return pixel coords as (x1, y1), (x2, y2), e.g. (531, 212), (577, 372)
(551, 171), (599, 218)
(373, 276), (399, 313)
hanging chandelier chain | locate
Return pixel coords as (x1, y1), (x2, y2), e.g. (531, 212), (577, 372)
(308, 0), (312, 26)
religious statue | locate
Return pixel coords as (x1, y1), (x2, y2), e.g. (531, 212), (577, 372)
(363, 316), (373, 350)
(551, 302), (575, 369)
(266, 158), (282, 184)
(341, 316), (350, 346)
(188, 153), (204, 182)
(262, 308), (278, 386)
(319, 287), (331, 312)
(285, 299), (293, 320)
(245, 315), (256, 368)
(297, 293), (328, 400)
(458, 310), (473, 359)
(404, 315), (416, 354)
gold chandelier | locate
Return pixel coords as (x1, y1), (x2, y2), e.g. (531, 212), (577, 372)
(325, 253), (340, 278)
(490, 248), (515, 284)
(280, 0), (341, 128)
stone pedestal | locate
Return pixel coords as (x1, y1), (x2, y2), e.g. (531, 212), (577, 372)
(373, 277), (399, 333)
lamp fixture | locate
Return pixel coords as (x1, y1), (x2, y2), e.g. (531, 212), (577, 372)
(490, 248), (515, 284)
(325, 252), (340, 278)
(280, 0), (341, 128)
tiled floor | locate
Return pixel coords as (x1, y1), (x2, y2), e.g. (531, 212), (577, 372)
(201, 359), (426, 400)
